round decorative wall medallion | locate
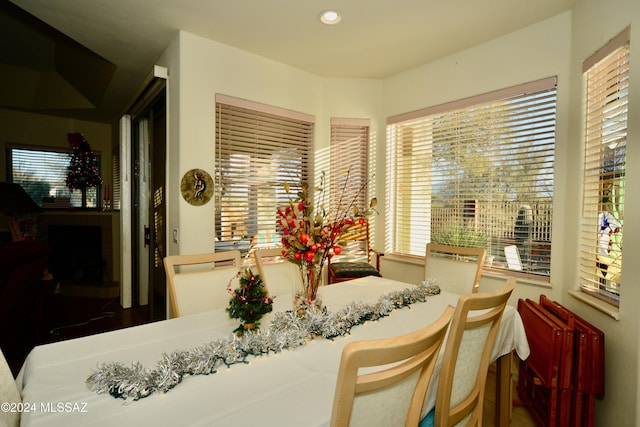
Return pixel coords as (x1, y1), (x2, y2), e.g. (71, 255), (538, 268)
(181, 168), (213, 206)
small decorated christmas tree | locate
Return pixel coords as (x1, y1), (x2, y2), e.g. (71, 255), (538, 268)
(227, 269), (273, 335)
(66, 132), (102, 207)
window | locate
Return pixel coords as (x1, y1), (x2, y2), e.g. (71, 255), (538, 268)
(215, 94), (314, 255)
(579, 28), (629, 306)
(386, 77), (557, 279)
(111, 150), (121, 210)
(330, 118), (371, 258)
(7, 145), (101, 208)
(329, 118), (370, 216)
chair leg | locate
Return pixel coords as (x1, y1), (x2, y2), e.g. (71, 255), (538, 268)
(495, 351), (513, 427)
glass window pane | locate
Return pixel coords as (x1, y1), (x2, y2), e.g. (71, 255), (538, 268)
(386, 78), (557, 279)
(9, 147), (101, 208)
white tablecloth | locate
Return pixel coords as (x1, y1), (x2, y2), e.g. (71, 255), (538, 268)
(17, 276), (529, 426)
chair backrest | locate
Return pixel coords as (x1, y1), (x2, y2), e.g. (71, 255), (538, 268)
(424, 243), (486, 293)
(0, 348), (21, 427)
(331, 305), (455, 427)
(253, 247), (301, 298)
(163, 250), (241, 317)
(335, 221), (373, 264)
(434, 278), (516, 427)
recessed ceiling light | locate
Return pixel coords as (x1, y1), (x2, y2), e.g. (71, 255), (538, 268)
(319, 10), (342, 25)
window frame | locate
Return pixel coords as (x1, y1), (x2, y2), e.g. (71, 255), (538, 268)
(386, 77), (558, 281)
(214, 94), (315, 257)
(329, 117), (371, 259)
(578, 27), (630, 308)
(7, 143), (102, 209)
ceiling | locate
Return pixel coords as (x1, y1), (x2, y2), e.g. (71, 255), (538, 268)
(4, 0), (575, 123)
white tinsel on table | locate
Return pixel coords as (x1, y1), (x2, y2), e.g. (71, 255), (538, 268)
(86, 280), (441, 401)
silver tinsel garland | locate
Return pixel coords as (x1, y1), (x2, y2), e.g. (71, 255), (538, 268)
(86, 280), (441, 402)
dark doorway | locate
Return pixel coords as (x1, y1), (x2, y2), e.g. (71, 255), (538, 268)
(131, 84), (167, 321)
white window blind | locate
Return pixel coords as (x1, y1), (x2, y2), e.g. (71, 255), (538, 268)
(8, 145), (100, 208)
(386, 77), (557, 279)
(579, 28), (629, 306)
(111, 151), (121, 210)
(215, 94), (314, 255)
(329, 118), (370, 258)
(329, 118), (369, 215)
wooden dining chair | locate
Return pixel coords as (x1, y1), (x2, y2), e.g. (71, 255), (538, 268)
(424, 243), (486, 294)
(328, 221), (384, 284)
(330, 305), (455, 427)
(0, 347), (21, 427)
(163, 250), (241, 317)
(253, 247), (302, 298)
(421, 278), (516, 427)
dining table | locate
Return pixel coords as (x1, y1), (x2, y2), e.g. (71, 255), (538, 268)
(16, 276), (529, 426)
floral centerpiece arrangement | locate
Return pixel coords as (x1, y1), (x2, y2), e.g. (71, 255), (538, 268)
(277, 172), (377, 311)
(227, 269), (273, 335)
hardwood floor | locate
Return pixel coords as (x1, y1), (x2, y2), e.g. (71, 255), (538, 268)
(483, 365), (538, 427)
(6, 282), (152, 377)
(42, 290), (151, 344)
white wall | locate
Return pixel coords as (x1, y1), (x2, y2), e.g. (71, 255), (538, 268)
(163, 32), (384, 258)
(163, 4), (640, 423)
(0, 108), (119, 280)
(0, 108), (113, 186)
(566, 0), (640, 425)
(162, 32), (318, 256)
(382, 12), (572, 305)
(319, 78), (386, 248)
(380, 5), (640, 425)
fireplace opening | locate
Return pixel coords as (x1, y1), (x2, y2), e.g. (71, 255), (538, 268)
(48, 225), (103, 284)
